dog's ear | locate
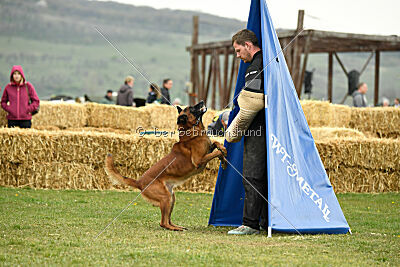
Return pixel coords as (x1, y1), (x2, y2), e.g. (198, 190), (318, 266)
(176, 106), (182, 114)
(193, 100), (205, 110)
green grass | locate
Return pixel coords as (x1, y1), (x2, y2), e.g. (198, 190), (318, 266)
(0, 187), (399, 266)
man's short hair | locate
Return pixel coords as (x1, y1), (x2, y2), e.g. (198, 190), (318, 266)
(125, 75), (134, 84)
(357, 82), (366, 89)
(163, 78), (171, 85)
(232, 29), (259, 47)
(107, 89), (113, 94)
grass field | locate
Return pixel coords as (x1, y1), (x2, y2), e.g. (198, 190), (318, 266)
(0, 187), (399, 266)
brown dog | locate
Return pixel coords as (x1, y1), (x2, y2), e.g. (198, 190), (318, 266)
(105, 101), (227, 231)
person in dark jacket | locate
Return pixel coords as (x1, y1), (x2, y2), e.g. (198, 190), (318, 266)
(160, 78), (172, 105)
(352, 82), (368, 107)
(146, 83), (158, 104)
(100, 89), (114, 104)
(116, 76), (134, 106)
(1, 65), (40, 128)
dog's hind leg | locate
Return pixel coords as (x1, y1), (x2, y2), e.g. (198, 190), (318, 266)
(143, 180), (183, 231)
(159, 196), (184, 231)
(168, 192), (187, 231)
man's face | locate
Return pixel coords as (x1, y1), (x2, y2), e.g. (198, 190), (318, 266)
(107, 92), (113, 98)
(360, 84), (368, 94)
(164, 80), (173, 89)
(395, 99), (399, 105)
(233, 41), (252, 63)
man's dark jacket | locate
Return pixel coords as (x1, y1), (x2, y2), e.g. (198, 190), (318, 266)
(116, 84), (133, 106)
(160, 87), (171, 105)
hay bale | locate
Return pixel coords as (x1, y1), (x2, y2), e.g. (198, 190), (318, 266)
(327, 167), (400, 193)
(1, 101), (87, 128)
(316, 137), (400, 171)
(300, 100), (331, 127)
(349, 107), (400, 138)
(31, 101), (87, 128)
(329, 104), (352, 128)
(86, 102), (150, 130)
(140, 104), (178, 130)
(310, 127), (365, 141)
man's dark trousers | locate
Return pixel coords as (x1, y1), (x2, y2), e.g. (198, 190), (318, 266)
(242, 110), (267, 230)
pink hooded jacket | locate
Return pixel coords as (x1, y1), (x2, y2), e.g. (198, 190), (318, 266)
(1, 65), (40, 120)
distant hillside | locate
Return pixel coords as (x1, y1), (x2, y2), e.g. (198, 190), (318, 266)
(0, 0), (245, 103)
(0, 0), (398, 106)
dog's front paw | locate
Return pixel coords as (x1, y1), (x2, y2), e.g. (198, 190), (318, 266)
(218, 146), (227, 158)
(220, 157), (228, 170)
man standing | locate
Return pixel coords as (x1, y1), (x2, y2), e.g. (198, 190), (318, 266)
(101, 89), (114, 104)
(227, 29), (267, 235)
(160, 78), (172, 105)
(117, 76), (134, 106)
(352, 82), (368, 107)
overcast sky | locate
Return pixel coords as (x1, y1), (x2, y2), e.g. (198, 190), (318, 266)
(102, 0), (400, 36)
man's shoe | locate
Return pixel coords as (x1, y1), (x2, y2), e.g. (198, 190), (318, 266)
(227, 225), (260, 235)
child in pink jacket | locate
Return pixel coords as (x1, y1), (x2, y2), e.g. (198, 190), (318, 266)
(1, 65), (40, 128)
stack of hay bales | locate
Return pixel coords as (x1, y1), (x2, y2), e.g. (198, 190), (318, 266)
(0, 128), (221, 192)
(349, 107), (400, 138)
(316, 137), (400, 193)
(1, 99), (399, 193)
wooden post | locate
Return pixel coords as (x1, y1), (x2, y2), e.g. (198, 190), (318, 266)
(226, 56), (237, 106)
(200, 51), (206, 101)
(374, 50), (380, 106)
(215, 51), (223, 109)
(189, 16), (199, 105)
(297, 31), (312, 97)
(328, 52), (333, 103)
(212, 50), (217, 109)
(282, 39), (292, 73)
(293, 10), (304, 97)
(204, 54), (214, 105)
(222, 47), (229, 108)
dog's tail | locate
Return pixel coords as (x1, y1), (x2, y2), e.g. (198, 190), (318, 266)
(105, 154), (141, 189)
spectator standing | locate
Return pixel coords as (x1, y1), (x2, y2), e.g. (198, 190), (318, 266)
(117, 76), (134, 106)
(100, 89), (114, 104)
(352, 82), (368, 107)
(1, 65), (40, 128)
(394, 98), (400, 108)
(160, 78), (172, 105)
(382, 97), (390, 107)
(146, 83), (158, 104)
